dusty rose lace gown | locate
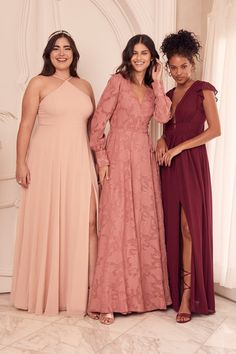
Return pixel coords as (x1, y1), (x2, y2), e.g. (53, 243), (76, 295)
(11, 78), (98, 315)
(88, 74), (172, 313)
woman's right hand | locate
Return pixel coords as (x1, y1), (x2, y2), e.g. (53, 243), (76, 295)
(98, 165), (110, 185)
(156, 137), (168, 165)
(16, 162), (31, 188)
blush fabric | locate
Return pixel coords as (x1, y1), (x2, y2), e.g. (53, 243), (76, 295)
(88, 74), (172, 313)
(11, 79), (98, 315)
(161, 80), (216, 315)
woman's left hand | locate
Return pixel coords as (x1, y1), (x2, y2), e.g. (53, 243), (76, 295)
(162, 146), (182, 167)
(152, 59), (164, 82)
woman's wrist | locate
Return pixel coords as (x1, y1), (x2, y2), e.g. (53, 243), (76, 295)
(16, 159), (26, 166)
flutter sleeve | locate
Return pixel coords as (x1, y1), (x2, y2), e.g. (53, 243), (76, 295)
(151, 80), (172, 123)
(90, 74), (122, 167)
(197, 81), (218, 101)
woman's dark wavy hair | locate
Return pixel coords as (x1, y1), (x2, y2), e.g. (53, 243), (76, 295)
(116, 34), (159, 87)
(39, 30), (80, 77)
(160, 29), (201, 65)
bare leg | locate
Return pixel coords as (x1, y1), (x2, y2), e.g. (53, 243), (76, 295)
(87, 187), (99, 320)
(176, 208), (192, 323)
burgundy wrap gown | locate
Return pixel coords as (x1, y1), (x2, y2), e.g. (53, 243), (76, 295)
(161, 80), (216, 315)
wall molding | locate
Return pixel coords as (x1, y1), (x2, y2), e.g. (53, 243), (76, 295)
(89, 0), (139, 49)
(0, 111), (17, 122)
(52, 0), (61, 29)
(17, 0), (31, 86)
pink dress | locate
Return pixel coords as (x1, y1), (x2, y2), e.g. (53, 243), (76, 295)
(88, 74), (172, 313)
(11, 78), (98, 315)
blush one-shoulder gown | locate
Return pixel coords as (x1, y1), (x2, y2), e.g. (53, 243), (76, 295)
(88, 74), (172, 314)
(11, 78), (98, 315)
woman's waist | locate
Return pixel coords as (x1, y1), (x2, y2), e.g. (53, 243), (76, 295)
(109, 125), (149, 134)
(165, 122), (204, 137)
(37, 116), (87, 128)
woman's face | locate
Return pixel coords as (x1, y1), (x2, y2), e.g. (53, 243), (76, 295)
(168, 55), (193, 85)
(130, 43), (152, 74)
(50, 37), (73, 71)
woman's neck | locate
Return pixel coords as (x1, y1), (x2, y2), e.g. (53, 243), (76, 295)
(53, 70), (71, 80)
(132, 71), (146, 86)
(176, 77), (194, 89)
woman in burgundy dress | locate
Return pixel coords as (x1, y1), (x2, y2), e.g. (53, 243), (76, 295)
(157, 30), (221, 323)
(88, 35), (172, 324)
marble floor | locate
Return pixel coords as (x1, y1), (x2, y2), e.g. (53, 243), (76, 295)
(0, 294), (236, 354)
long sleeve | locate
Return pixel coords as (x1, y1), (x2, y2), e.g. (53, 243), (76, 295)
(90, 74), (121, 167)
(151, 80), (172, 123)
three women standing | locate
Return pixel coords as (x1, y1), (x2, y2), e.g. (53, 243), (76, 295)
(88, 34), (172, 324)
(157, 30), (221, 323)
(12, 31), (98, 315)
(12, 28), (218, 325)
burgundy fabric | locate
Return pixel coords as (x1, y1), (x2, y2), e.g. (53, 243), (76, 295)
(161, 80), (216, 314)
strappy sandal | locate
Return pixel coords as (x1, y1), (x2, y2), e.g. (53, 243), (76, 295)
(99, 312), (114, 325)
(176, 269), (192, 324)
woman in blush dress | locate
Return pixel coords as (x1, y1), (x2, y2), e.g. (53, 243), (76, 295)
(88, 34), (172, 325)
(11, 30), (98, 316)
(157, 30), (221, 323)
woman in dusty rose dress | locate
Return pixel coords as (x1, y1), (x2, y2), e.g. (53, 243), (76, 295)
(11, 31), (98, 315)
(88, 34), (172, 324)
(157, 30), (221, 323)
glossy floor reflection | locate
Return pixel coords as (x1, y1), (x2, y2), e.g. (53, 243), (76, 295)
(0, 294), (235, 353)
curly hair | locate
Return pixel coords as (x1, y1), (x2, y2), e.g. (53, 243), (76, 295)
(116, 34), (159, 87)
(160, 29), (201, 64)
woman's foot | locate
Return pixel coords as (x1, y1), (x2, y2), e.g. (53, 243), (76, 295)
(176, 294), (191, 323)
(99, 313), (114, 325)
(176, 269), (192, 323)
(87, 311), (100, 320)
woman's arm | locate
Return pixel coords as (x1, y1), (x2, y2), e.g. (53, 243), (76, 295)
(85, 81), (96, 135)
(151, 60), (172, 123)
(156, 135), (168, 164)
(16, 77), (41, 188)
(162, 90), (221, 166)
(90, 74), (121, 184)
(90, 75), (121, 167)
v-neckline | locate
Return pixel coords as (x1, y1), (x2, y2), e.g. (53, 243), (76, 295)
(171, 80), (199, 117)
(129, 80), (149, 106)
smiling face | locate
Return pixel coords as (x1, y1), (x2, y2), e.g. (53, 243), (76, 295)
(168, 55), (194, 85)
(49, 37), (73, 72)
(130, 43), (152, 74)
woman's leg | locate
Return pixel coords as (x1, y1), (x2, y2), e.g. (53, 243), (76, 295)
(87, 187), (99, 319)
(176, 207), (192, 323)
